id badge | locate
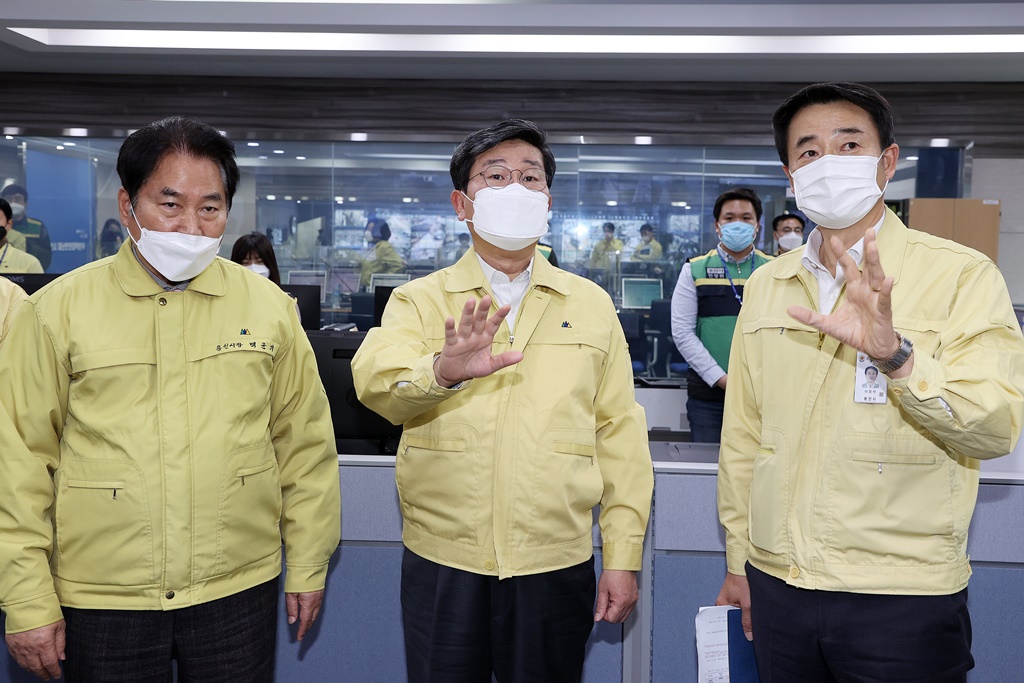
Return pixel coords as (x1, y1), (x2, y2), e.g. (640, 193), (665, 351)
(855, 352), (887, 404)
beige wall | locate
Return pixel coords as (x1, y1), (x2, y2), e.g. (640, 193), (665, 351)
(972, 158), (1024, 304)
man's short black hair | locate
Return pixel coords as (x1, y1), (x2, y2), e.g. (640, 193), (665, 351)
(772, 82), (896, 167)
(865, 365), (879, 377)
(117, 116), (240, 211)
(602, 222), (616, 233)
(772, 213), (806, 232)
(640, 223), (655, 234)
(713, 188), (763, 222)
(0, 198), (11, 223)
(0, 183), (27, 201)
(450, 119), (556, 192)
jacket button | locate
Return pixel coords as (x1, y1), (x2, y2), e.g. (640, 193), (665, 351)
(892, 387), (904, 396)
(158, 297), (167, 306)
(484, 561), (495, 571)
(165, 591), (175, 599)
(789, 566), (800, 579)
(918, 380), (928, 391)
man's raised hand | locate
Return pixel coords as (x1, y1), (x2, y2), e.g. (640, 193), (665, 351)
(434, 296), (524, 387)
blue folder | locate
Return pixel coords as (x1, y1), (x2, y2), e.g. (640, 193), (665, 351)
(727, 608), (760, 682)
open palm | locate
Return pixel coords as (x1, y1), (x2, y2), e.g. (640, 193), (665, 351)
(787, 229), (900, 360)
(434, 295), (524, 387)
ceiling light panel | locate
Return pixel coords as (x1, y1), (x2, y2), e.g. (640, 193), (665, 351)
(9, 29), (1024, 54)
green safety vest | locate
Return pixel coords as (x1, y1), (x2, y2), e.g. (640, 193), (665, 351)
(688, 247), (772, 395)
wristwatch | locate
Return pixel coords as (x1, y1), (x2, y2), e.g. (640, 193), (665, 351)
(870, 332), (914, 374)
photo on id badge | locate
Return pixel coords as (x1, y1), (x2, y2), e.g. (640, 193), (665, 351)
(855, 353), (886, 404)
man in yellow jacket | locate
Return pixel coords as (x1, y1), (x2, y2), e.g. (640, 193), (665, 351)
(352, 119), (653, 683)
(0, 198), (44, 274)
(716, 82), (1024, 682)
(0, 275), (27, 343)
(0, 116), (340, 682)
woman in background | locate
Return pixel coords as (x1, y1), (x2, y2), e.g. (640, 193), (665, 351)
(97, 218), (125, 258)
(231, 232), (282, 286)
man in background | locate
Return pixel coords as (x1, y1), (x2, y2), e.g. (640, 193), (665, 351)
(353, 118), (652, 683)
(631, 223), (663, 262)
(0, 116), (340, 681)
(772, 211), (805, 254)
(589, 221), (624, 271)
(671, 188), (772, 442)
(0, 198), (44, 274)
(0, 183), (52, 271)
(716, 81), (1024, 682)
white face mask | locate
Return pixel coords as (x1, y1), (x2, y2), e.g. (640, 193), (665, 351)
(9, 202), (25, 219)
(246, 263), (271, 278)
(791, 154), (887, 229)
(128, 204), (222, 281)
(777, 231), (804, 252)
(463, 183), (549, 252)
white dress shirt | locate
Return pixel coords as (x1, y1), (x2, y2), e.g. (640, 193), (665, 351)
(800, 215), (884, 313)
(476, 253), (534, 335)
(670, 245), (757, 388)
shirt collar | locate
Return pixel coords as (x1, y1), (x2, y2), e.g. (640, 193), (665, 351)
(475, 251), (534, 287)
(716, 243), (755, 265)
(130, 243), (190, 292)
(800, 214), (885, 275)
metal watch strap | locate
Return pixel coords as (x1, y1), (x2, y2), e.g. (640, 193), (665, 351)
(870, 332), (914, 374)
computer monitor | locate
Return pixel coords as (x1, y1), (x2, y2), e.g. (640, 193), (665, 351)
(305, 329), (402, 455)
(620, 261), (653, 276)
(1, 272), (61, 295)
(621, 277), (663, 310)
(279, 284), (322, 331)
(287, 270), (327, 301)
(369, 273), (410, 292)
(373, 285), (399, 328)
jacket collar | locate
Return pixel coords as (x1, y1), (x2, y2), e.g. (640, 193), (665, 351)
(113, 240), (228, 297)
(771, 208), (908, 286)
(444, 246), (572, 297)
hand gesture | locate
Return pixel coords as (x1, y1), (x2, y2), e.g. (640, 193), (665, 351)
(787, 229), (900, 361)
(434, 296), (524, 388)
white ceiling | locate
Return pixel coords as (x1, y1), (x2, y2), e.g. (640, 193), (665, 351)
(2, 0), (1024, 82)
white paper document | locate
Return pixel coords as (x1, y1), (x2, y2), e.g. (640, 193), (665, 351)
(695, 604), (735, 682)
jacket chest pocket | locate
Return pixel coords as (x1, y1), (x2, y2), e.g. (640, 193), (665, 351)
(69, 348), (158, 430)
(188, 338), (277, 423)
(524, 328), (608, 403)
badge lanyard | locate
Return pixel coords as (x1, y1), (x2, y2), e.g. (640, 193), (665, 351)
(722, 256), (758, 306)
(0, 243), (8, 270)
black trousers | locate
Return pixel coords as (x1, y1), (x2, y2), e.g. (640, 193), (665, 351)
(62, 578), (278, 683)
(401, 549), (596, 683)
(746, 563), (974, 683)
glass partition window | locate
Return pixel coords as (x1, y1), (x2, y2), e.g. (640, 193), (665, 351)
(1, 132), (949, 375)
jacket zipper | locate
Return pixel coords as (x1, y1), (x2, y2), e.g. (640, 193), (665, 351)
(797, 277), (845, 350)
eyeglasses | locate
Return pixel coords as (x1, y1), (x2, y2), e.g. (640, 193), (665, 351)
(472, 165), (548, 192)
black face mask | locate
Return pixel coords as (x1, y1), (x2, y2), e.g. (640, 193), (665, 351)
(0, 225), (6, 243)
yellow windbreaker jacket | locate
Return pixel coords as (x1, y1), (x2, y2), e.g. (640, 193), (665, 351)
(352, 250), (653, 579)
(719, 210), (1024, 594)
(0, 243), (340, 634)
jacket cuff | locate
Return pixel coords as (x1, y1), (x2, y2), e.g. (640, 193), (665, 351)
(283, 562), (329, 594)
(3, 592), (63, 635)
(726, 546), (748, 575)
(600, 542), (644, 571)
